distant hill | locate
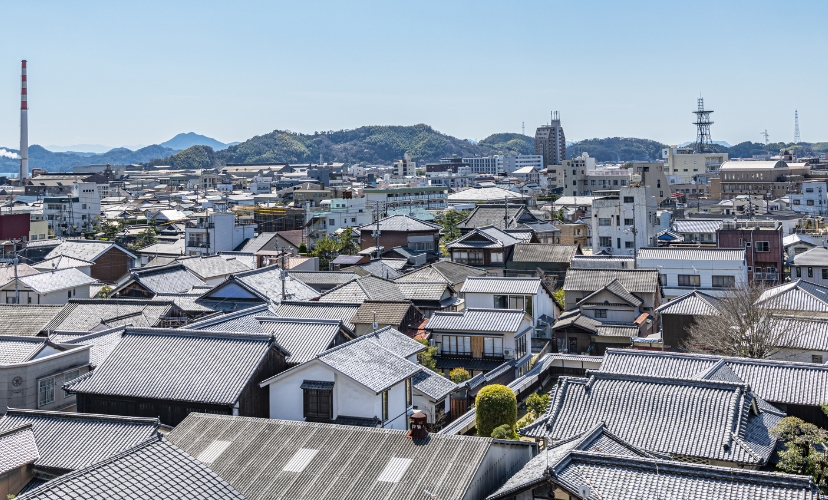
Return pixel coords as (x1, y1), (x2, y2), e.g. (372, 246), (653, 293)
(0, 144), (180, 175)
(567, 137), (667, 162)
(160, 132), (231, 151)
(478, 133), (535, 155)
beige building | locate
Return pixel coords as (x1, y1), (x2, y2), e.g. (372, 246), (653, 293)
(662, 146), (728, 183)
(717, 160), (810, 200)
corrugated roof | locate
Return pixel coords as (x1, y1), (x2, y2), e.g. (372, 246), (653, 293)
(427, 308), (527, 333)
(636, 247), (746, 261)
(65, 328), (278, 406)
(461, 277), (541, 295)
(0, 409), (158, 472)
(509, 243), (578, 263)
(16, 268), (98, 294)
(563, 269), (660, 294)
(671, 219), (723, 234)
(792, 247), (828, 266)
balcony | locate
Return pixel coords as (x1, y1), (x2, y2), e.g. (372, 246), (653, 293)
(187, 241), (210, 248)
(187, 221), (215, 229)
(754, 272), (779, 281)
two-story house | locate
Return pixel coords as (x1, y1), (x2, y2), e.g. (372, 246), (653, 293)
(636, 247), (748, 299)
(790, 247), (828, 285)
(446, 226), (530, 276)
(0, 268), (98, 305)
(426, 308), (533, 378)
(358, 215), (441, 260)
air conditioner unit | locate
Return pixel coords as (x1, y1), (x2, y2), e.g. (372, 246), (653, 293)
(503, 348), (514, 358)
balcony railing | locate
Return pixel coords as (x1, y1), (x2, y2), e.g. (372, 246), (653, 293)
(187, 241), (210, 248)
(754, 272), (779, 281)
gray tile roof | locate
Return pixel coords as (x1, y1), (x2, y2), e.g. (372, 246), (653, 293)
(359, 326), (426, 359)
(412, 367), (458, 400)
(178, 255), (252, 280)
(395, 261), (487, 286)
(351, 301), (416, 326)
(32, 255), (94, 271)
(44, 239), (136, 262)
(48, 299), (177, 331)
(457, 204), (536, 230)
(0, 336), (51, 364)
(16, 436), (247, 500)
(0, 424), (39, 475)
(551, 310), (603, 333)
(792, 246), (828, 266)
(187, 304), (276, 333)
(0, 305), (65, 336)
(358, 214), (441, 232)
(757, 279), (828, 313)
(461, 277), (541, 295)
(655, 290), (720, 315)
(397, 282), (452, 302)
(316, 334), (422, 393)
(0, 262), (39, 287)
(595, 324), (641, 337)
(232, 266), (320, 303)
(447, 225), (522, 249)
(509, 243), (578, 263)
(637, 247), (746, 261)
(0, 409), (159, 472)
(51, 327), (126, 368)
(319, 275), (406, 303)
(578, 278), (642, 307)
(784, 232), (818, 248)
(218, 251), (256, 269)
(599, 348), (828, 407)
(569, 255), (635, 269)
(288, 271), (358, 286)
(671, 218), (723, 234)
(17, 268), (98, 294)
(347, 260), (404, 280)
(273, 301), (359, 332)
(258, 318), (343, 364)
(65, 328), (281, 406)
(166, 413), (513, 500)
(522, 371), (781, 466)
(427, 308), (528, 334)
(128, 264), (206, 295)
(563, 268), (660, 294)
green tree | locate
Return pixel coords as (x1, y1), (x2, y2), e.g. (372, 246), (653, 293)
(435, 209), (469, 257)
(308, 234), (342, 270)
(525, 392), (551, 420)
(337, 228), (358, 255)
(449, 368), (471, 384)
(552, 289), (565, 310)
(95, 284), (113, 299)
(136, 228), (157, 248)
(416, 339), (437, 370)
(490, 424), (519, 440)
(476, 384), (518, 438)
(298, 242), (308, 254)
(772, 416), (828, 493)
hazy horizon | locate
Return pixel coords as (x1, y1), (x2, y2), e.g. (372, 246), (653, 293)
(2, 0), (826, 149)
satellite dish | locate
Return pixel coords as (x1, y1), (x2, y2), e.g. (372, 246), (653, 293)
(578, 485), (592, 499)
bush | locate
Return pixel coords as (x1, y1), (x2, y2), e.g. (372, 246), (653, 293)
(490, 424), (519, 440)
(525, 392), (551, 420)
(416, 339), (437, 371)
(449, 368), (471, 384)
(476, 384), (517, 438)
(298, 243), (308, 254)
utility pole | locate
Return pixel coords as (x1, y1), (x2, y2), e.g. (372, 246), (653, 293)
(13, 239), (19, 304)
(280, 248), (287, 302)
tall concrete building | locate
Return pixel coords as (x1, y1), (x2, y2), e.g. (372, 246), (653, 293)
(535, 111), (566, 168)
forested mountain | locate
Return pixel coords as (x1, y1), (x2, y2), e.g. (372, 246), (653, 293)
(0, 144), (179, 174)
(566, 137), (666, 162)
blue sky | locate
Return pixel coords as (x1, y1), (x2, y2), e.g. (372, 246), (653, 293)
(1, 0), (825, 150)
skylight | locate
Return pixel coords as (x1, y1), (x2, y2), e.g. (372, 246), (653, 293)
(282, 448), (319, 473)
(377, 457), (413, 483)
(196, 440), (231, 464)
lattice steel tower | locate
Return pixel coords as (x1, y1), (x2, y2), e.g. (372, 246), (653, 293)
(693, 96), (714, 153)
(794, 110), (800, 144)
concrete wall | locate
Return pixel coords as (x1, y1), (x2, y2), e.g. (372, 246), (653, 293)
(0, 346), (90, 412)
(462, 441), (535, 500)
(0, 284), (92, 305)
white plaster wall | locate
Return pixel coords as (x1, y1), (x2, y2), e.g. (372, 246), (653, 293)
(771, 348), (828, 364)
(267, 362), (335, 421)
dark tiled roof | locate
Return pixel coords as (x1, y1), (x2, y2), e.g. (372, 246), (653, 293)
(0, 409), (158, 472)
(351, 301), (416, 326)
(447, 226), (522, 249)
(395, 261), (487, 286)
(16, 436), (247, 500)
(397, 282), (452, 302)
(563, 269), (660, 294)
(458, 204), (535, 230)
(358, 214), (441, 232)
(186, 304), (276, 333)
(319, 275), (406, 304)
(273, 301), (359, 332)
(509, 243), (578, 263)
(0, 305), (65, 336)
(127, 264), (206, 295)
(579, 279), (642, 307)
(51, 327), (126, 368)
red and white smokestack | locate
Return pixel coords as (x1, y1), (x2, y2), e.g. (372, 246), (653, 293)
(19, 60), (29, 181)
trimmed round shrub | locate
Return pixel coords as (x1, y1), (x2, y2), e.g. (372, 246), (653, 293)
(490, 424), (518, 440)
(449, 367), (471, 384)
(475, 384), (517, 438)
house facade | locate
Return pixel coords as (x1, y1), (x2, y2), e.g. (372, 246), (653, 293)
(636, 247), (748, 299)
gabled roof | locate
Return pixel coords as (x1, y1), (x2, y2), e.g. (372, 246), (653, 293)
(178, 255), (252, 280)
(0, 409), (159, 472)
(446, 225), (522, 249)
(0, 262), (39, 287)
(461, 277), (541, 295)
(186, 304), (276, 333)
(342, 260), (404, 280)
(358, 214), (441, 232)
(351, 301), (417, 326)
(32, 255), (94, 272)
(287, 271), (358, 287)
(316, 334), (422, 393)
(783, 232), (818, 248)
(637, 247), (746, 261)
(427, 308), (528, 334)
(257, 318), (346, 364)
(792, 246), (828, 266)
(457, 204), (536, 230)
(125, 264), (206, 295)
(11, 268), (98, 294)
(509, 243), (578, 264)
(579, 279), (642, 307)
(0, 424), (39, 475)
(319, 275), (406, 303)
(228, 266), (320, 303)
(0, 305), (66, 337)
(671, 219), (723, 234)
(65, 328), (284, 406)
(44, 239), (137, 262)
(51, 327), (126, 368)
(563, 269), (660, 295)
(655, 290), (720, 315)
(359, 326), (427, 359)
(757, 279), (828, 313)
(16, 436), (247, 500)
(395, 261), (487, 286)
(412, 367), (458, 401)
(48, 299), (179, 331)
(521, 371), (781, 466)
(397, 282), (453, 302)
(569, 255), (634, 270)
(0, 336), (69, 364)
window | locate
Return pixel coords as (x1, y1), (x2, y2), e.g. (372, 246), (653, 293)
(660, 273), (667, 286)
(6, 297), (17, 304)
(822, 269), (828, 280)
(624, 218), (634, 226)
(509, 296), (524, 310)
(453, 250), (483, 265)
(39, 378), (55, 407)
(442, 335), (471, 355)
(483, 337), (503, 356)
(303, 387), (333, 420)
(599, 236), (612, 247)
(493, 295), (508, 309)
(813, 355), (824, 364)
(405, 379), (412, 407)
(382, 390), (389, 422)
(329, 219), (336, 225)
(64, 369), (80, 383)
(809, 267), (814, 278)
(625, 241), (634, 249)
(756, 241), (770, 252)
(623, 196), (635, 203)
(594, 309), (607, 318)
(678, 275), (701, 287)
(712, 275), (735, 288)
(598, 218), (611, 226)
(793, 199), (801, 205)
(490, 252), (503, 263)
(796, 267), (802, 277)
(808, 200), (815, 206)
(516, 335), (526, 358)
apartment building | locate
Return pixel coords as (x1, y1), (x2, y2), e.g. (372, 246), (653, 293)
(185, 212), (257, 255)
(789, 180), (828, 215)
(591, 186), (658, 254)
(716, 219), (784, 282)
(662, 146), (728, 183)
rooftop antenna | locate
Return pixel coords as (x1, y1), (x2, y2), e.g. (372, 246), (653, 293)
(794, 110), (800, 144)
(761, 130), (770, 154)
(692, 95), (714, 153)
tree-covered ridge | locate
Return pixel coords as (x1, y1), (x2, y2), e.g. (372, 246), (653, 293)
(567, 137), (667, 162)
(478, 133), (535, 155)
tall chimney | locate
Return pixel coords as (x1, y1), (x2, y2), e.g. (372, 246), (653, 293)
(19, 60), (29, 182)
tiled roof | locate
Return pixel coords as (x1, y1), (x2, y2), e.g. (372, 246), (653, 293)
(0, 305), (65, 336)
(509, 243), (578, 263)
(460, 277), (541, 295)
(16, 436), (247, 500)
(397, 282), (451, 302)
(232, 266), (320, 303)
(316, 334), (422, 393)
(272, 301), (358, 332)
(0, 424), (39, 475)
(671, 219), (724, 234)
(288, 271), (358, 286)
(578, 279), (642, 307)
(600, 348), (828, 407)
(569, 255), (634, 270)
(551, 310), (603, 333)
(395, 261), (487, 286)
(128, 264), (206, 295)
(0, 409), (159, 472)
(32, 255), (94, 271)
(637, 247), (746, 261)
(350, 260), (404, 280)
(166, 413), (509, 500)
(44, 239), (136, 262)
(359, 326), (426, 359)
(457, 204), (535, 230)
(427, 308), (528, 334)
(65, 328), (281, 406)
(595, 324), (640, 337)
(757, 279), (828, 313)
(17, 268), (98, 294)
(187, 304), (276, 333)
(792, 246), (828, 266)
(563, 269), (660, 294)
(351, 301), (415, 326)
(0, 336), (52, 364)
(218, 251), (256, 269)
(51, 327), (126, 368)
(0, 262), (39, 286)
(319, 275), (406, 303)
(447, 225), (522, 249)
(258, 318), (343, 364)
(655, 291), (720, 315)
(522, 371), (781, 465)
(412, 367), (458, 400)
(358, 214), (441, 232)
(178, 255), (252, 280)
(784, 232), (818, 248)
(48, 299), (177, 331)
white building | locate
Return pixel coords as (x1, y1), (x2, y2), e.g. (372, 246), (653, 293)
(636, 247), (747, 299)
(512, 166), (546, 189)
(306, 197), (373, 247)
(460, 277), (559, 338)
(514, 155), (544, 173)
(42, 182), (101, 237)
(0, 268), (98, 305)
(662, 146), (728, 183)
(184, 212), (257, 256)
(790, 247), (828, 285)
(591, 186), (658, 254)
(789, 181), (828, 216)
(394, 153), (416, 178)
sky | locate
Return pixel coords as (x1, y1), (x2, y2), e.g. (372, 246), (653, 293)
(1, 0), (826, 150)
